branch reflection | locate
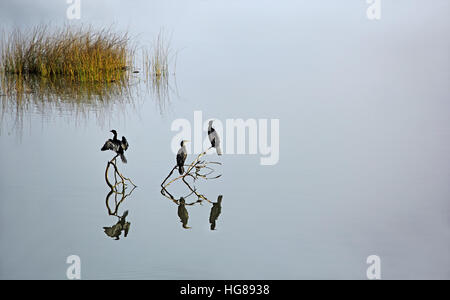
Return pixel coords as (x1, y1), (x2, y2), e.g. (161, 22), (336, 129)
(160, 148), (223, 230)
(103, 186), (136, 240)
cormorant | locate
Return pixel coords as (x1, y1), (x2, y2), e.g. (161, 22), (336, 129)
(208, 120), (222, 155)
(177, 197), (190, 229)
(209, 195), (223, 230)
(101, 130), (129, 163)
(176, 140), (189, 175)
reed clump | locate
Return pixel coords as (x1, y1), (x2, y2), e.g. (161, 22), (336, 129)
(150, 31), (170, 78)
(0, 25), (134, 83)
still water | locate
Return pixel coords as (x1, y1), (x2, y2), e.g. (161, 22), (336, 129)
(0, 0), (449, 279)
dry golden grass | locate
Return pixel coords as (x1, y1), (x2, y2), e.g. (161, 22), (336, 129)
(150, 31), (170, 78)
(0, 25), (134, 83)
(0, 25), (177, 134)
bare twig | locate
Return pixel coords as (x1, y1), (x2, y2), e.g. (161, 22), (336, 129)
(105, 154), (137, 193)
(160, 148), (221, 205)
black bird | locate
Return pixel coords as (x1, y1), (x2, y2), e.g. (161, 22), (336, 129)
(176, 140), (189, 174)
(101, 130), (129, 163)
(208, 120), (222, 155)
(209, 195), (223, 230)
(177, 197), (190, 229)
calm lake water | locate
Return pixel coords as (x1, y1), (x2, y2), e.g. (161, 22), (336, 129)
(0, 0), (449, 279)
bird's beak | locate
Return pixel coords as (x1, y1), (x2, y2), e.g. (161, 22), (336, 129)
(184, 140), (190, 143)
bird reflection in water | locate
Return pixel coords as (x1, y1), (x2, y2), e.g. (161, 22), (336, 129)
(103, 187), (135, 240)
(177, 197), (190, 229)
(209, 195), (223, 230)
(162, 180), (224, 230)
(103, 210), (131, 240)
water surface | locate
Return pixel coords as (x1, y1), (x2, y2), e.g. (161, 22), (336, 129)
(0, 0), (449, 279)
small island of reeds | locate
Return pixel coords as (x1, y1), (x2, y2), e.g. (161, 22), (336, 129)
(0, 25), (174, 134)
(0, 25), (139, 83)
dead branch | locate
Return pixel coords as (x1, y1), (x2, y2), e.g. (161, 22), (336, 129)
(105, 154), (137, 193)
(160, 147), (221, 205)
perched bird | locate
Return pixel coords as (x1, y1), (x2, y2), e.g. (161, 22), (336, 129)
(209, 195), (223, 230)
(176, 140), (189, 175)
(208, 120), (222, 155)
(101, 130), (129, 163)
(177, 197), (190, 229)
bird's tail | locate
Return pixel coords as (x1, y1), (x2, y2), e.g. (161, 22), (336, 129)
(178, 165), (184, 175)
(120, 153), (128, 164)
(216, 145), (222, 156)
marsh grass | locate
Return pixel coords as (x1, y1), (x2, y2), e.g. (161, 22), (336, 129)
(142, 30), (177, 113)
(0, 25), (134, 83)
(148, 30), (171, 78)
(0, 25), (177, 135)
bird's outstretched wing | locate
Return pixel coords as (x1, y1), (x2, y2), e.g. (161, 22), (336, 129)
(121, 136), (129, 151)
(101, 139), (118, 151)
